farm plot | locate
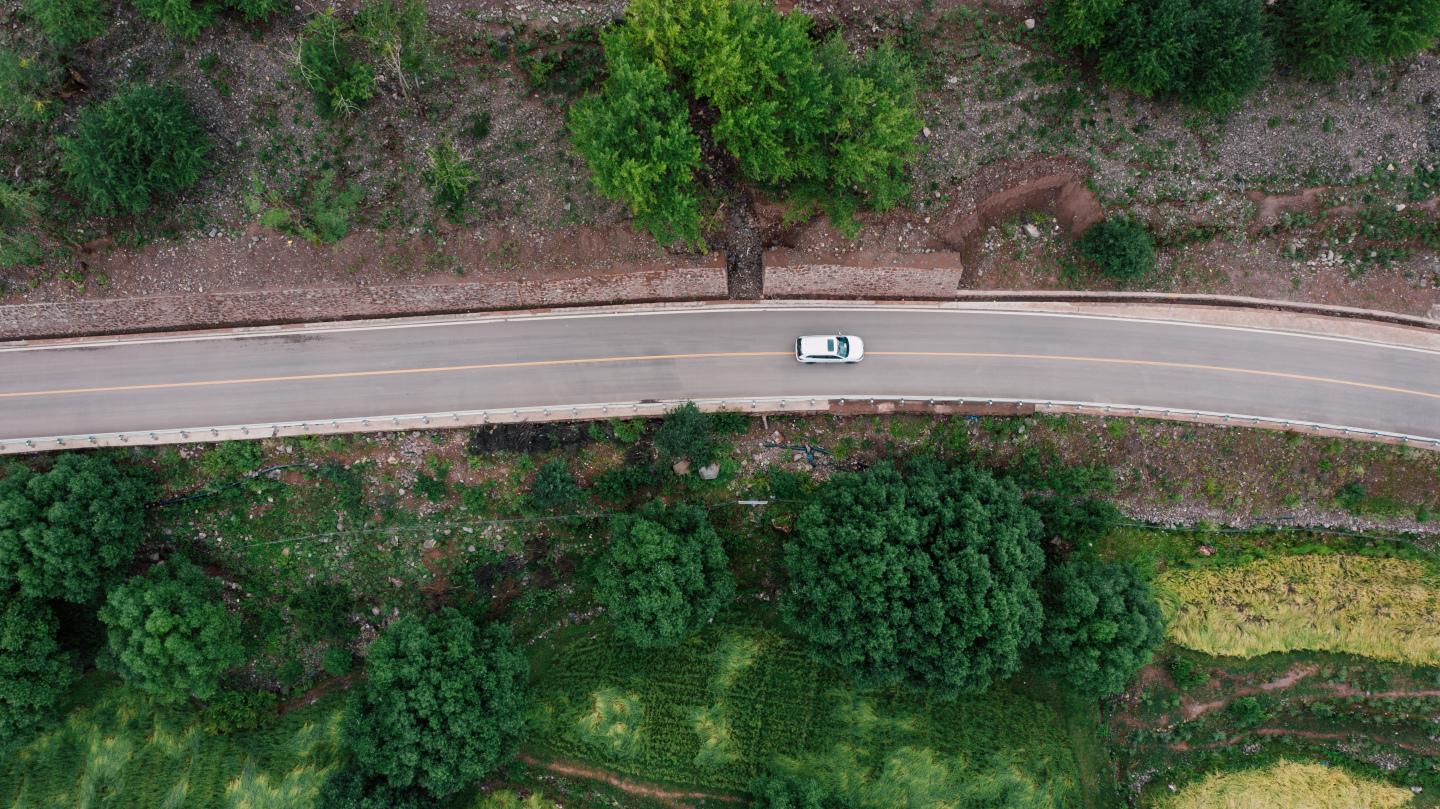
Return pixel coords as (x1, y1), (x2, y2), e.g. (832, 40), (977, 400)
(529, 621), (1085, 807)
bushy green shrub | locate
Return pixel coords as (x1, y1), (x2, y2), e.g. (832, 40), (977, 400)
(322, 645), (353, 676)
(353, 0), (434, 92)
(1078, 216), (1156, 281)
(0, 453), (154, 603)
(595, 501), (734, 647)
(0, 182), (45, 270)
(315, 767), (431, 809)
(1038, 559), (1165, 696)
(1364, 0), (1440, 59)
(98, 556), (244, 703)
(25, 0), (108, 46)
(1053, 0), (1270, 112)
(1268, 0), (1376, 81)
(0, 595), (76, 741)
(344, 610), (527, 797)
(528, 458), (582, 512)
(782, 457), (1045, 696)
(225, 0), (282, 23)
(0, 47), (57, 124)
(203, 687), (279, 733)
(59, 84), (211, 215)
(423, 138), (479, 216)
(654, 402), (718, 466)
(298, 11), (377, 118)
(130, 0), (216, 38)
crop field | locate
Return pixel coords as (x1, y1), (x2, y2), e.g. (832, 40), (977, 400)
(0, 675), (342, 809)
(1162, 760), (1414, 809)
(529, 620), (1086, 808)
(1157, 555), (1440, 664)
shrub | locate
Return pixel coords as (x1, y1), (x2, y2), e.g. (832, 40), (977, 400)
(596, 501), (734, 647)
(0, 453), (154, 603)
(1268, 0), (1376, 81)
(567, 29), (704, 247)
(1078, 216), (1156, 281)
(130, 0), (216, 38)
(344, 609), (527, 797)
(0, 595), (76, 741)
(528, 458), (582, 512)
(315, 767), (431, 809)
(203, 687), (279, 733)
(1058, 0), (1271, 113)
(322, 645), (353, 676)
(98, 556), (244, 703)
(0, 47), (56, 124)
(1038, 559), (1165, 696)
(225, 0), (283, 23)
(0, 182), (45, 270)
(654, 402), (718, 466)
(298, 11), (377, 118)
(1364, 0), (1440, 59)
(782, 457), (1045, 696)
(1167, 654), (1209, 689)
(25, 0), (108, 46)
(59, 84), (211, 215)
(353, 0), (434, 92)
(423, 138), (479, 216)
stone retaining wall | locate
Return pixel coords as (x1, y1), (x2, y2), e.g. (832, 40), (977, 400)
(0, 265), (728, 340)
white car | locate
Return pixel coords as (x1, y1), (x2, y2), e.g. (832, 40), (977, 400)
(795, 334), (865, 364)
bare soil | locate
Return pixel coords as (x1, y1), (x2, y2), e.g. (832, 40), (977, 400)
(517, 753), (744, 809)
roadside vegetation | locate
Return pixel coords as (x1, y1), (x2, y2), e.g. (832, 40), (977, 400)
(1, 408), (1438, 808)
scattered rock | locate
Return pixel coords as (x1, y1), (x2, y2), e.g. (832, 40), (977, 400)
(1024, 17), (1036, 29)
(1023, 223), (1041, 238)
(698, 462), (721, 480)
(1197, 545), (1216, 557)
(672, 459), (691, 475)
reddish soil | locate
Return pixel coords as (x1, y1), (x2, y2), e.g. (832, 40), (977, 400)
(1180, 664), (1319, 720)
(517, 753), (744, 809)
(277, 673), (354, 716)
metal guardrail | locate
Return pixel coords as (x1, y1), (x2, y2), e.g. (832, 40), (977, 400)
(3, 395), (1435, 455)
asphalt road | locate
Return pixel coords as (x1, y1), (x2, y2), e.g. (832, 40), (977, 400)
(2, 305), (1439, 443)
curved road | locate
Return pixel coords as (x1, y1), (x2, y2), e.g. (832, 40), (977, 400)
(1, 303), (1438, 451)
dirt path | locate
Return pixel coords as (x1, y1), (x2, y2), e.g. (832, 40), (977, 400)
(1170, 727), (1439, 754)
(1180, 663), (1320, 720)
(517, 753), (745, 809)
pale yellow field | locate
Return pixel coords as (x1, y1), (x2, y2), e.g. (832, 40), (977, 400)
(1157, 554), (1440, 664)
(1164, 760), (1412, 809)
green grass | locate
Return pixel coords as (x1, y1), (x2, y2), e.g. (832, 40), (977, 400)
(0, 673), (343, 809)
(529, 618), (1087, 807)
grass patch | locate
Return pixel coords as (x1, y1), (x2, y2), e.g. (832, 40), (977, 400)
(1157, 554), (1440, 665)
(0, 673), (342, 809)
(1162, 759), (1414, 809)
(529, 619), (1085, 805)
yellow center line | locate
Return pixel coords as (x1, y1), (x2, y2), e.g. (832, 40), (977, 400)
(868, 351), (1440, 401)
(0, 350), (1436, 402)
(0, 352), (790, 399)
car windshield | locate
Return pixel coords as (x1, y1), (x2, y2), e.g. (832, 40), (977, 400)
(836, 337), (849, 358)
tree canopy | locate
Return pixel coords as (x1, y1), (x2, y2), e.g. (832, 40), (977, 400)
(0, 453), (153, 603)
(781, 458), (1046, 696)
(1038, 559), (1166, 696)
(98, 556), (244, 703)
(343, 609), (528, 798)
(596, 500), (735, 647)
(0, 593), (76, 741)
(569, 0), (921, 246)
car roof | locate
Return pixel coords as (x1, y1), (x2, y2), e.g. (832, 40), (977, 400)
(798, 336), (839, 354)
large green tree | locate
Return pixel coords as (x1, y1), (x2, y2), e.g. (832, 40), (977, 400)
(596, 501), (734, 647)
(0, 593), (76, 741)
(781, 458), (1045, 696)
(1038, 559), (1165, 696)
(98, 556), (243, 703)
(344, 609), (527, 798)
(0, 453), (153, 603)
(569, 0), (921, 246)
